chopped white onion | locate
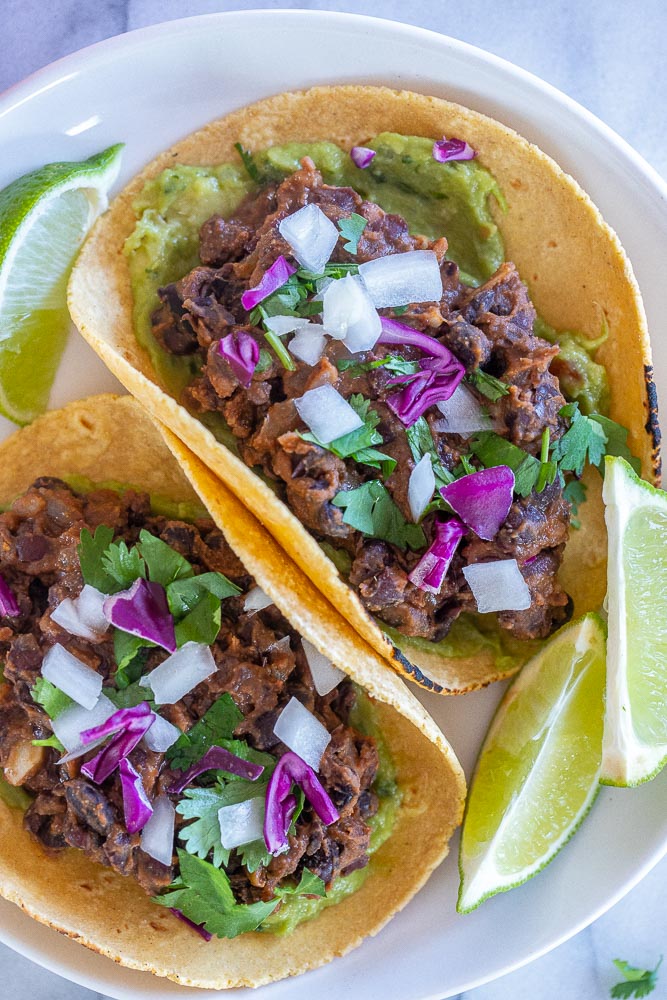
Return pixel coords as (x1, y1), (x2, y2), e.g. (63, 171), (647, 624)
(294, 384), (363, 444)
(51, 585), (109, 642)
(145, 642), (216, 705)
(140, 795), (175, 866)
(243, 586), (273, 613)
(218, 797), (265, 850)
(264, 314), (311, 337)
(143, 712), (181, 752)
(359, 250), (443, 308)
(462, 560), (531, 613)
(322, 274), (382, 352)
(289, 325), (328, 366)
(268, 634), (292, 654)
(53, 694), (117, 755)
(408, 454), (436, 523)
(41, 643), (103, 710)
(302, 638), (345, 696)
(273, 696), (331, 771)
(434, 384), (493, 435)
(278, 204), (339, 274)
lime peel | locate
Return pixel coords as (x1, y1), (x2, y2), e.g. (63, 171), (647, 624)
(457, 612), (606, 913)
(0, 144), (124, 424)
(601, 455), (667, 786)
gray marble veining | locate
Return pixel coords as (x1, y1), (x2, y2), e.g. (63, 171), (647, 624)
(1, 2), (666, 999)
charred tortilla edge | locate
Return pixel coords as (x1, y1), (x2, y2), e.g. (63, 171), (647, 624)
(0, 394), (465, 990)
(68, 85), (658, 693)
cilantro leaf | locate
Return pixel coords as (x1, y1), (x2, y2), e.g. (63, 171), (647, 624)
(332, 481), (426, 550)
(469, 431), (541, 497)
(154, 849), (277, 938)
(167, 572), (241, 617)
(113, 629), (152, 684)
(406, 416), (455, 490)
(238, 839), (272, 874)
(466, 369), (510, 402)
(302, 394), (396, 476)
(611, 956), (662, 998)
(551, 403), (607, 477)
(102, 540), (146, 589)
(176, 785), (233, 868)
(337, 213), (367, 254)
(590, 414), (642, 475)
(233, 142), (260, 183)
(563, 479), (587, 529)
(77, 526), (116, 592)
(104, 682), (154, 709)
(288, 869), (327, 897)
(138, 529), (193, 587)
(31, 677), (73, 719)
(166, 694), (244, 770)
(174, 590), (222, 647)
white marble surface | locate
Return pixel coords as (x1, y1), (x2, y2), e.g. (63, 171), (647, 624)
(1, 3), (666, 999)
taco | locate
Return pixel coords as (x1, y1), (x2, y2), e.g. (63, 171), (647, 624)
(0, 394), (464, 990)
(68, 86), (659, 694)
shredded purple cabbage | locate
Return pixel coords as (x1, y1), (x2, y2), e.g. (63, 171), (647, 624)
(166, 745), (265, 795)
(80, 702), (154, 744)
(240, 255), (296, 311)
(350, 146), (376, 169)
(440, 466), (515, 541)
(81, 713), (154, 784)
(118, 757), (154, 833)
(386, 353), (465, 427)
(219, 330), (260, 387)
(169, 908), (213, 942)
(264, 751), (339, 855)
(0, 575), (20, 617)
(378, 316), (456, 360)
(432, 137), (476, 163)
(103, 578), (176, 653)
(408, 516), (467, 593)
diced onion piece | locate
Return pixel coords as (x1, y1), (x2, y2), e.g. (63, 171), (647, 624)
(322, 274), (382, 352)
(294, 384), (363, 444)
(53, 694), (117, 755)
(243, 586), (273, 613)
(302, 638), (345, 696)
(264, 315), (311, 337)
(359, 250), (443, 308)
(408, 454), (436, 523)
(0, 575), (20, 617)
(140, 794), (175, 866)
(218, 797), (265, 850)
(119, 758), (153, 833)
(434, 384), (493, 435)
(41, 643), (103, 710)
(273, 696), (331, 771)
(143, 713), (181, 752)
(278, 204), (339, 274)
(462, 559), (531, 613)
(350, 146), (376, 169)
(289, 325), (327, 366)
(145, 642), (216, 705)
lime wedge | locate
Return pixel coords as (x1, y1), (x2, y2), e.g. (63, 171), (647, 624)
(0, 144), (123, 424)
(457, 613), (606, 913)
(601, 456), (667, 786)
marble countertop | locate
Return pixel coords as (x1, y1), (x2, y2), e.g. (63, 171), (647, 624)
(1, 3), (666, 999)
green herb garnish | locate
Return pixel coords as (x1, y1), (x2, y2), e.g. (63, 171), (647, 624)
(562, 479), (587, 529)
(337, 213), (367, 254)
(31, 677), (73, 719)
(332, 481), (426, 550)
(301, 394), (395, 476)
(466, 369), (510, 401)
(166, 694), (244, 770)
(233, 142), (261, 183)
(611, 956), (662, 998)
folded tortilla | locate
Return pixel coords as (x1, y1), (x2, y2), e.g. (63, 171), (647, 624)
(0, 394), (465, 990)
(68, 85), (659, 694)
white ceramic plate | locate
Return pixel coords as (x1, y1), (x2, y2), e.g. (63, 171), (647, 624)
(1, 10), (666, 999)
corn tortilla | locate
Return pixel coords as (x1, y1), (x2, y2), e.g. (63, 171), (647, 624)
(68, 85), (659, 694)
(0, 394), (465, 989)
